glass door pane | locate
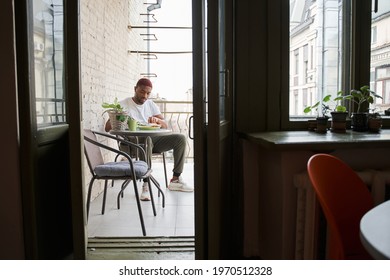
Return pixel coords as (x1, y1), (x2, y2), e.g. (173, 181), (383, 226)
(32, 0), (66, 126)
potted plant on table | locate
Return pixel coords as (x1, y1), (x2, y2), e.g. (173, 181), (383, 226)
(102, 97), (129, 130)
(345, 85), (383, 132)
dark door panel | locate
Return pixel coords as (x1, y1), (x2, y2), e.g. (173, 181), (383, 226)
(193, 0), (236, 259)
(15, 0), (83, 259)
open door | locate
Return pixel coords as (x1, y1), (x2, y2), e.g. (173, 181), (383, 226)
(15, 0), (85, 259)
(193, 0), (235, 259)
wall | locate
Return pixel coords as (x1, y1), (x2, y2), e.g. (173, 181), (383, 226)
(80, 0), (148, 200)
(235, 0), (288, 133)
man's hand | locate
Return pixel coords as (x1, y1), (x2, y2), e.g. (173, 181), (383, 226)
(148, 116), (168, 128)
(148, 116), (160, 124)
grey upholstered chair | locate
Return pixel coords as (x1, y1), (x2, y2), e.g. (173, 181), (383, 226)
(83, 129), (156, 236)
(117, 135), (169, 189)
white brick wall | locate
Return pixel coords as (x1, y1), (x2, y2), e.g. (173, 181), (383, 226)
(81, 0), (148, 201)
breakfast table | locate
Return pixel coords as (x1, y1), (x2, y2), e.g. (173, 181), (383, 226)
(110, 127), (173, 207)
(110, 127), (173, 138)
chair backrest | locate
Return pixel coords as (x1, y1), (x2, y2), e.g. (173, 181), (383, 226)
(307, 153), (373, 259)
(83, 129), (104, 175)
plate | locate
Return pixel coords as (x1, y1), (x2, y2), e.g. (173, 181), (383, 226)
(138, 125), (161, 130)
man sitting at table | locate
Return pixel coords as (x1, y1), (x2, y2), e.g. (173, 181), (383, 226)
(105, 78), (194, 201)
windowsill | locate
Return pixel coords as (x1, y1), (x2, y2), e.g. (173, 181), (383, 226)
(287, 116), (390, 131)
(244, 129), (390, 151)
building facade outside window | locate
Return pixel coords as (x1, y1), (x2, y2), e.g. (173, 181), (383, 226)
(370, 0), (390, 113)
(290, 0), (390, 119)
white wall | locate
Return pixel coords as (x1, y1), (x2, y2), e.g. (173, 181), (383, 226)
(80, 0), (148, 200)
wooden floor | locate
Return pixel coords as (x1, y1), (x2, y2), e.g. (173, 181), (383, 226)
(86, 160), (194, 259)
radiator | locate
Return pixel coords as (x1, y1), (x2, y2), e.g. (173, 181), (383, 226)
(294, 170), (388, 259)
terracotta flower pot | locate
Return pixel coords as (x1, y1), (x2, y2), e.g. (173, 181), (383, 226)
(368, 117), (382, 133)
(331, 111), (348, 133)
(316, 116), (329, 133)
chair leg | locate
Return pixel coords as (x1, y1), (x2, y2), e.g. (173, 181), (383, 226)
(132, 179), (147, 236)
(147, 178), (157, 216)
(86, 177), (96, 220)
(150, 175), (165, 208)
(117, 180), (130, 209)
(162, 152), (168, 189)
(101, 180), (108, 215)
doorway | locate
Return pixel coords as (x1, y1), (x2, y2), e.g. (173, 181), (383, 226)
(14, 0), (237, 260)
(82, 1), (195, 243)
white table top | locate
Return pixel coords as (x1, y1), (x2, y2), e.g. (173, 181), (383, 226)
(360, 200), (390, 259)
(109, 128), (172, 137)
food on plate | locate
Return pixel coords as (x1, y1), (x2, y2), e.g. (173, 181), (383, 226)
(137, 123), (161, 130)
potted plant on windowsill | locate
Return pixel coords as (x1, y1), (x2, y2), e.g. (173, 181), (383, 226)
(304, 92), (351, 133)
(368, 109), (382, 133)
(304, 95), (331, 133)
(345, 85), (383, 132)
(102, 97), (129, 130)
(330, 90), (350, 133)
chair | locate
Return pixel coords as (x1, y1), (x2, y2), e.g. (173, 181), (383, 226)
(117, 135), (169, 189)
(83, 129), (156, 236)
(307, 153), (374, 259)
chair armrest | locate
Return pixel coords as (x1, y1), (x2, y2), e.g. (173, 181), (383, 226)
(83, 133), (134, 164)
(92, 130), (148, 160)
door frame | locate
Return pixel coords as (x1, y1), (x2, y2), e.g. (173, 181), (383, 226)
(192, 0), (208, 260)
(65, 0), (87, 260)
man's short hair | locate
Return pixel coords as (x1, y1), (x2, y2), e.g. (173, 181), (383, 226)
(136, 78), (153, 88)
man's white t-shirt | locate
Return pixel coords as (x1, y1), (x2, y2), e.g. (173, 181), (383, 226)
(120, 97), (161, 124)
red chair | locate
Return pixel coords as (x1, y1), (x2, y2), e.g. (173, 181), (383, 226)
(307, 153), (373, 259)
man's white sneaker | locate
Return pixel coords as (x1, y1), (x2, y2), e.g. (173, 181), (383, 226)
(168, 178), (194, 192)
(140, 182), (151, 201)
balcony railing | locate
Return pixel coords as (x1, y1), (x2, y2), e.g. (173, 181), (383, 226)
(153, 99), (193, 161)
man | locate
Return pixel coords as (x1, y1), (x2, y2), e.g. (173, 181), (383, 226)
(105, 78), (193, 201)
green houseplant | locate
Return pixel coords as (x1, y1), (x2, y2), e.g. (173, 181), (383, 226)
(345, 85), (382, 131)
(102, 97), (129, 130)
(304, 94), (331, 133)
(330, 90), (350, 133)
(304, 92), (349, 133)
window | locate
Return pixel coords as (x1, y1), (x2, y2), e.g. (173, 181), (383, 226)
(370, 0), (390, 113)
(303, 44), (309, 82)
(290, 0), (345, 118)
(371, 26), (377, 44)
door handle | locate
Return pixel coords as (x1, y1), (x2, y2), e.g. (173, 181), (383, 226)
(220, 68), (230, 97)
(188, 115), (194, 140)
